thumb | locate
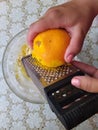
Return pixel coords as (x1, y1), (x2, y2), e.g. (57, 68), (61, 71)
(64, 27), (85, 63)
(71, 75), (98, 93)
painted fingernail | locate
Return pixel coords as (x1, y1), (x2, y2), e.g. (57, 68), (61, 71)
(71, 78), (80, 87)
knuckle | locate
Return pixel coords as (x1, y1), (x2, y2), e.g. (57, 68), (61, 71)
(89, 78), (98, 93)
(79, 76), (92, 92)
(84, 77), (94, 92)
(84, 82), (91, 92)
(45, 7), (61, 19)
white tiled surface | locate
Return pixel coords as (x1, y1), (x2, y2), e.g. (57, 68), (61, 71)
(0, 0), (98, 130)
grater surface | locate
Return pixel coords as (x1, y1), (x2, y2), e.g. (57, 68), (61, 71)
(22, 55), (98, 130)
(22, 55), (80, 87)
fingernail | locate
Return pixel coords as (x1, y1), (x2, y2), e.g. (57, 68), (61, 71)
(65, 54), (74, 63)
(71, 78), (80, 87)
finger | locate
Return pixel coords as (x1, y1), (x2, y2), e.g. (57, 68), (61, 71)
(64, 26), (85, 63)
(71, 75), (98, 93)
(27, 14), (60, 48)
(72, 60), (98, 78)
(27, 18), (50, 48)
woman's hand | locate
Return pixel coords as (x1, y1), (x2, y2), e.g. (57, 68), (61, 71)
(71, 61), (98, 93)
(27, 0), (98, 62)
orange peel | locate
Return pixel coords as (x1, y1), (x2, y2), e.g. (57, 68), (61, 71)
(32, 29), (70, 67)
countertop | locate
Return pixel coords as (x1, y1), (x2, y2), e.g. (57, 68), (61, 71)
(0, 0), (98, 130)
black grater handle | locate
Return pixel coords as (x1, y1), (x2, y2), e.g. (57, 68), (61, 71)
(62, 94), (98, 130)
(44, 71), (98, 130)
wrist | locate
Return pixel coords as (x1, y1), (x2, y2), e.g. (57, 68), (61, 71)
(73, 0), (98, 17)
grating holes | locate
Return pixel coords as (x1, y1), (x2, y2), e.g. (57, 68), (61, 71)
(24, 56), (79, 85)
(62, 93), (67, 97)
(56, 90), (60, 94)
(52, 93), (55, 96)
(55, 77), (58, 80)
(70, 69), (73, 73)
(66, 71), (69, 74)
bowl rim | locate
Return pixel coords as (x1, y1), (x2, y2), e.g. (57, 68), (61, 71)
(2, 28), (46, 104)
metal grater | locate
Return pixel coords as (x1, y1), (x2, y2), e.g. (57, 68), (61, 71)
(22, 55), (98, 130)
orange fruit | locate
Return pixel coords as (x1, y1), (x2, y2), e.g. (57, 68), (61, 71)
(32, 29), (70, 67)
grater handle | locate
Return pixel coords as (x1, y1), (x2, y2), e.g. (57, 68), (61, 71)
(62, 94), (98, 130)
(44, 71), (98, 130)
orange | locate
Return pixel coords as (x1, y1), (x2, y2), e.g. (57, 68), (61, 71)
(32, 29), (70, 67)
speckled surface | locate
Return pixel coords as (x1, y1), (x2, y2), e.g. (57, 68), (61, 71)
(0, 0), (98, 130)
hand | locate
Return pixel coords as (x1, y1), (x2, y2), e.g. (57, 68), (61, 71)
(27, 0), (98, 62)
(71, 60), (98, 93)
